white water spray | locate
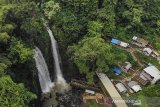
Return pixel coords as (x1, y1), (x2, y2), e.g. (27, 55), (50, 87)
(34, 47), (54, 93)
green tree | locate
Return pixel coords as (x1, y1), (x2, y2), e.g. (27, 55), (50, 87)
(0, 63), (7, 77)
(133, 84), (160, 107)
(113, 48), (128, 64)
(0, 3), (15, 44)
(43, 0), (60, 20)
(115, 0), (144, 32)
(67, 0), (98, 17)
(138, 84), (160, 97)
(0, 76), (37, 107)
(0, 32), (10, 43)
(69, 36), (115, 83)
(8, 37), (34, 64)
(97, 0), (116, 35)
(154, 40), (160, 50)
(87, 21), (103, 37)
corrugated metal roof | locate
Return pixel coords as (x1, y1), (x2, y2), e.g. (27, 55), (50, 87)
(124, 62), (132, 70)
(115, 83), (127, 93)
(128, 81), (142, 92)
(143, 48), (152, 54)
(144, 65), (160, 80)
(128, 81), (138, 87)
(119, 42), (129, 48)
(132, 75), (149, 85)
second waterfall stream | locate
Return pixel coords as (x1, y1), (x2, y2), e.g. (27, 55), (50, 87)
(34, 47), (54, 93)
(47, 26), (70, 92)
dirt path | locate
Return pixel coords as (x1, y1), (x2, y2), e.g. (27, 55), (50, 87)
(116, 46), (144, 67)
(129, 50), (144, 67)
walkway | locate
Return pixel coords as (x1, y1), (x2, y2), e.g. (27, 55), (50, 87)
(96, 72), (128, 107)
(115, 46), (144, 67)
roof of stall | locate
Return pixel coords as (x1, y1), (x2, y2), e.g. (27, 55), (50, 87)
(115, 83), (127, 93)
(128, 81), (142, 92)
(113, 67), (122, 75)
(111, 38), (119, 44)
(119, 42), (129, 48)
(132, 36), (149, 45)
(123, 62), (132, 70)
(143, 65), (160, 81)
(143, 48), (153, 54)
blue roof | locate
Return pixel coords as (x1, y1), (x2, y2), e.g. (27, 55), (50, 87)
(111, 38), (119, 44)
(113, 67), (122, 75)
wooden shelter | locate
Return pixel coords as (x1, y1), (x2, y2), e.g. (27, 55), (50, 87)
(132, 75), (149, 85)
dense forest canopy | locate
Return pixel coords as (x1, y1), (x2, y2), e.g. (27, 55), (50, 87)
(0, 0), (160, 106)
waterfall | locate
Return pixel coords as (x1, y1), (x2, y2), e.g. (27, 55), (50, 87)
(46, 27), (69, 92)
(34, 47), (54, 93)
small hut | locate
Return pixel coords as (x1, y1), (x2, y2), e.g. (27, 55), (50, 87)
(115, 83), (127, 93)
(121, 62), (132, 71)
(132, 36), (149, 47)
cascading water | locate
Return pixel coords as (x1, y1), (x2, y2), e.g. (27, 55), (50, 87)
(34, 47), (54, 93)
(46, 26), (69, 92)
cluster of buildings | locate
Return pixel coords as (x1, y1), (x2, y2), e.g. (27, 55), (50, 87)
(82, 36), (160, 107)
(132, 36), (160, 58)
(132, 36), (149, 47)
(110, 36), (160, 89)
(140, 64), (160, 84)
(109, 36), (160, 95)
(121, 61), (160, 85)
(112, 63), (143, 92)
(122, 62), (160, 84)
(95, 62), (160, 106)
(110, 36), (160, 59)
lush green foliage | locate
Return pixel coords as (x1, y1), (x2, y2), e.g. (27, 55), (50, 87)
(130, 84), (160, 107)
(9, 37), (34, 64)
(0, 76), (37, 107)
(0, 63), (7, 77)
(0, 0), (160, 106)
(134, 51), (160, 69)
(68, 20), (136, 83)
(69, 36), (114, 83)
(86, 100), (101, 107)
(43, 0), (60, 20)
(0, 1), (40, 106)
(138, 84), (160, 97)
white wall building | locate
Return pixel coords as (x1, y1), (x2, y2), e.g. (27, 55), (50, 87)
(142, 65), (160, 84)
(122, 61), (132, 71)
(115, 83), (127, 93)
(128, 81), (142, 92)
(143, 48), (153, 56)
(119, 42), (129, 48)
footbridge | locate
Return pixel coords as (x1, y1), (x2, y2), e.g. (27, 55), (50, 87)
(96, 72), (128, 107)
